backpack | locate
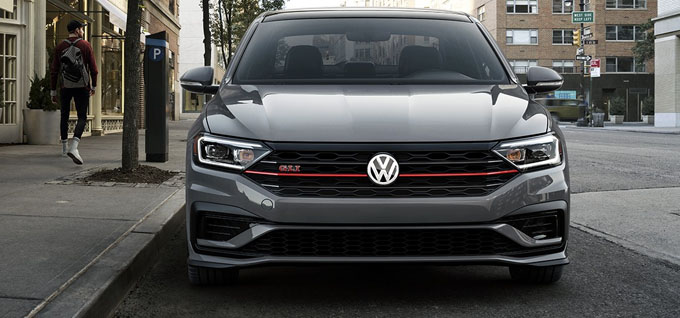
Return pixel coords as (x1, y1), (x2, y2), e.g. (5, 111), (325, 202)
(60, 39), (89, 88)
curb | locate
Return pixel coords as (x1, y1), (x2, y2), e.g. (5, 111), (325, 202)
(562, 126), (680, 135)
(31, 188), (186, 318)
(571, 222), (680, 269)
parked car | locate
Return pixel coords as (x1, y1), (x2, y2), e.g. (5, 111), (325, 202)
(534, 98), (583, 123)
(181, 8), (570, 285)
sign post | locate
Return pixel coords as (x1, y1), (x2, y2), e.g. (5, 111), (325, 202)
(144, 31), (169, 162)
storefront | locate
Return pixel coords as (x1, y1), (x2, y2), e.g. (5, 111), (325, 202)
(0, 0), (180, 143)
(46, 0), (126, 136)
(0, 0), (40, 144)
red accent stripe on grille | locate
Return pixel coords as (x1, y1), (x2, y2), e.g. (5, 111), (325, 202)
(244, 170), (519, 178)
(400, 170), (519, 177)
(244, 171), (368, 177)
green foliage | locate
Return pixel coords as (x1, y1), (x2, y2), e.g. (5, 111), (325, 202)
(27, 74), (58, 111)
(632, 19), (654, 65)
(209, 0), (286, 65)
(641, 96), (654, 115)
(609, 96), (626, 116)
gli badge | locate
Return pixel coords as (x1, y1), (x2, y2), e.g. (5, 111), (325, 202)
(279, 165), (301, 173)
(367, 153), (399, 185)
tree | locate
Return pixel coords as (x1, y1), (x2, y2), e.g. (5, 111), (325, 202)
(121, 0), (144, 172)
(633, 19), (654, 66)
(209, 0), (286, 65)
(202, 0), (212, 66)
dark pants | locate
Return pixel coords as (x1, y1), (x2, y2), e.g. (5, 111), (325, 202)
(60, 88), (89, 140)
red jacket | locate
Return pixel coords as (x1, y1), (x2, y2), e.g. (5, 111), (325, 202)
(50, 37), (99, 91)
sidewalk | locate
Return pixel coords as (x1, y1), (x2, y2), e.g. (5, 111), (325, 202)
(0, 120), (192, 317)
(562, 122), (680, 134)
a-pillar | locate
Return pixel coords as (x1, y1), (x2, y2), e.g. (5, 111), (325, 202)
(90, 1), (104, 135)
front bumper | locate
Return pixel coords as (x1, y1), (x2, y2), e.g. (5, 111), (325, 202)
(186, 151), (570, 268)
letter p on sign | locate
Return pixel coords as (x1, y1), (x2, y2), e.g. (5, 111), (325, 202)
(149, 47), (164, 62)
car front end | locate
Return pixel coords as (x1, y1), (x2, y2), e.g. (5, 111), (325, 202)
(181, 8), (569, 285)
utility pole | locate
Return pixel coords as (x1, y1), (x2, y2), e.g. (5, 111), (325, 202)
(579, 0), (586, 107)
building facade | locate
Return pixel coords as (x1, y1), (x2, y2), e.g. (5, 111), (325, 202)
(653, 0), (680, 127)
(472, 0), (656, 122)
(178, 0), (224, 120)
(0, 0), (180, 144)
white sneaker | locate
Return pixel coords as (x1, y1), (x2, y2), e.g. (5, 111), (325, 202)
(67, 137), (84, 165)
(61, 140), (68, 157)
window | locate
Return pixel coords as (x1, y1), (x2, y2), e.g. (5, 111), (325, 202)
(606, 57), (646, 73)
(606, 25), (644, 41)
(1, 33), (17, 125)
(552, 0), (573, 14)
(507, 29), (538, 44)
(235, 18), (510, 84)
(0, 0), (17, 19)
(169, 0), (175, 14)
(553, 29), (574, 45)
(478, 5), (486, 21)
(101, 36), (123, 114)
(606, 0), (646, 9)
(509, 60), (537, 74)
(507, 0), (538, 14)
(552, 60), (576, 73)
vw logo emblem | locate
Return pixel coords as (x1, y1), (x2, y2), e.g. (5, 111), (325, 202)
(367, 153), (399, 185)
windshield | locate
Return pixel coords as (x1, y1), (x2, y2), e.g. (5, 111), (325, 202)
(234, 18), (509, 85)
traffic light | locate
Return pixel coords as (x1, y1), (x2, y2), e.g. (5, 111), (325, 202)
(572, 29), (581, 46)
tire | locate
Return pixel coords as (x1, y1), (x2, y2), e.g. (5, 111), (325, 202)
(188, 264), (239, 286)
(508, 265), (564, 284)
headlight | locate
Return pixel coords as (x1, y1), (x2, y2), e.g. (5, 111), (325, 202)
(194, 134), (270, 171)
(493, 134), (562, 171)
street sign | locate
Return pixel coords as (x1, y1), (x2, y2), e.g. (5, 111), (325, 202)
(591, 59), (600, 68)
(584, 40), (598, 45)
(577, 47), (584, 55)
(583, 33), (593, 39)
(590, 66), (600, 77)
(572, 11), (594, 23)
(576, 55), (592, 61)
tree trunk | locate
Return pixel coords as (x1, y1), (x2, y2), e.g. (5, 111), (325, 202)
(202, 0), (211, 66)
(226, 3), (233, 64)
(217, 0), (228, 67)
(122, 0), (143, 172)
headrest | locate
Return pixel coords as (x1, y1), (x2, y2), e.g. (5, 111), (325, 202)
(398, 46), (442, 76)
(284, 45), (323, 78)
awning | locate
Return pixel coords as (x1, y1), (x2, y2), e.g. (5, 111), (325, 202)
(96, 0), (127, 31)
(0, 0), (13, 12)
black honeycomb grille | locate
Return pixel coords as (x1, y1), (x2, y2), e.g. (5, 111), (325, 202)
(245, 150), (518, 198)
(196, 213), (257, 242)
(236, 229), (538, 257)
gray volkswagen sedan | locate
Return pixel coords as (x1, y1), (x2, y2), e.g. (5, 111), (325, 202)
(180, 8), (569, 285)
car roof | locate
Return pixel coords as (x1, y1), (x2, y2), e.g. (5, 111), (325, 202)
(262, 7), (472, 23)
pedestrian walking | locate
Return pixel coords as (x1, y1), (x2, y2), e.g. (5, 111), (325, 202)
(50, 20), (98, 165)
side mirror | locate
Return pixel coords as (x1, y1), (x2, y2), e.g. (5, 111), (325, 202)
(524, 66), (563, 94)
(180, 67), (220, 95)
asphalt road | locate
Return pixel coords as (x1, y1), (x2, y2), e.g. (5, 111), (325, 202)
(114, 128), (680, 317)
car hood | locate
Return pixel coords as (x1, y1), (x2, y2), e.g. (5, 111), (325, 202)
(205, 84), (548, 142)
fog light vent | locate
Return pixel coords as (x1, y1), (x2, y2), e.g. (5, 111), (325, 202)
(504, 212), (560, 240)
(196, 213), (260, 242)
